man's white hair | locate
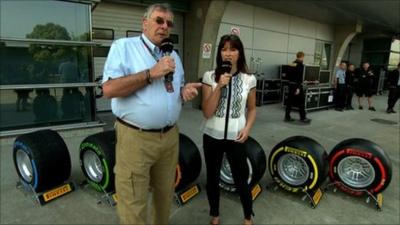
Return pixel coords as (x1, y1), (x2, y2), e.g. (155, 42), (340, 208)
(143, 3), (174, 20)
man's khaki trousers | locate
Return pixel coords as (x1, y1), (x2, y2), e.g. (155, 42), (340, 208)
(114, 121), (179, 225)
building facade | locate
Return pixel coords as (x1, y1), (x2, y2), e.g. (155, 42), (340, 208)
(0, 0), (398, 135)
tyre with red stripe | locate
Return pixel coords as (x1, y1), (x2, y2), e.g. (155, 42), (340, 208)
(79, 130), (116, 192)
(328, 138), (392, 196)
(175, 133), (202, 191)
(13, 129), (71, 193)
(268, 136), (328, 193)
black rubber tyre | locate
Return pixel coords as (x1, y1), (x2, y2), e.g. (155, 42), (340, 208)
(175, 133), (202, 191)
(79, 131), (201, 193)
(328, 138), (392, 196)
(268, 136), (328, 193)
(13, 129), (71, 193)
(219, 136), (267, 192)
(79, 130), (116, 192)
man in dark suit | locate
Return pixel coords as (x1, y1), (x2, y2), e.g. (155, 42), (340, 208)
(284, 51), (311, 123)
(387, 62), (400, 113)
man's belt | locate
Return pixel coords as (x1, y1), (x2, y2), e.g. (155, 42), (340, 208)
(116, 118), (175, 133)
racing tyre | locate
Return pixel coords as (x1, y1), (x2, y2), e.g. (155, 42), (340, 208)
(80, 130), (116, 192)
(268, 136), (328, 193)
(175, 134), (202, 191)
(219, 136), (266, 192)
(13, 129), (71, 193)
(328, 138), (392, 196)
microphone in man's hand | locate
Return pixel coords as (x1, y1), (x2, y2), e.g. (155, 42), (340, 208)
(160, 38), (174, 83)
(215, 61), (232, 98)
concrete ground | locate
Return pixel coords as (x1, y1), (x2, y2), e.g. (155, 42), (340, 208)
(0, 94), (399, 224)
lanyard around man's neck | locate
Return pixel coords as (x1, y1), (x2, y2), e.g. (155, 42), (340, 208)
(140, 35), (159, 62)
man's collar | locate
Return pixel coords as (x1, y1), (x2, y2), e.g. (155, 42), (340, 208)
(141, 34), (160, 53)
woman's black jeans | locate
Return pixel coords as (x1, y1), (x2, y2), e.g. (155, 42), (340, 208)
(203, 134), (254, 220)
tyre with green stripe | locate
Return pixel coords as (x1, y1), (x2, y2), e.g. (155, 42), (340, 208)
(268, 136), (328, 193)
(79, 130), (115, 192)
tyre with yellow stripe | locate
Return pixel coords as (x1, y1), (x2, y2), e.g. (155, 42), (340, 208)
(79, 130), (116, 192)
(268, 136), (328, 192)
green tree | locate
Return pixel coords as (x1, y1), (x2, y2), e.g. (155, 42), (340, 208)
(27, 23), (71, 63)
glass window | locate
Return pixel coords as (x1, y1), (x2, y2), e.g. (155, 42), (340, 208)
(93, 46), (110, 57)
(363, 38), (391, 51)
(314, 41), (331, 70)
(388, 53), (400, 67)
(390, 39), (400, 53)
(0, 0), (90, 41)
(93, 28), (114, 40)
(0, 41), (91, 84)
(0, 87), (94, 131)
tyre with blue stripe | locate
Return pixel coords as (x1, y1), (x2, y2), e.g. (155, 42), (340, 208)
(79, 130), (116, 192)
(13, 129), (71, 193)
(268, 136), (328, 193)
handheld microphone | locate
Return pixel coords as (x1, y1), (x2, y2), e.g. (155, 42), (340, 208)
(160, 38), (174, 80)
(160, 38), (174, 93)
(215, 61), (232, 98)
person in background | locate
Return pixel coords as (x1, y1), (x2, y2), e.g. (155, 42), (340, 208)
(284, 51), (311, 123)
(334, 62), (347, 111)
(59, 56), (79, 83)
(201, 34), (256, 225)
(386, 62), (400, 113)
(355, 62), (376, 111)
(344, 63), (356, 110)
(101, 3), (201, 225)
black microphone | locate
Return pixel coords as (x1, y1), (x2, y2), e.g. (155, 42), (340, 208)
(215, 61), (232, 98)
(160, 38), (174, 83)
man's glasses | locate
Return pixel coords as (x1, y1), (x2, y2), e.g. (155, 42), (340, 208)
(153, 17), (174, 28)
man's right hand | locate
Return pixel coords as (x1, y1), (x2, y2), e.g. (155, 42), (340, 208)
(149, 56), (175, 79)
(294, 88), (300, 95)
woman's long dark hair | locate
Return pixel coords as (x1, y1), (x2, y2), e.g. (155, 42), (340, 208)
(216, 34), (249, 74)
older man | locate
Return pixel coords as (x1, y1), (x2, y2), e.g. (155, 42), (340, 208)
(102, 3), (201, 224)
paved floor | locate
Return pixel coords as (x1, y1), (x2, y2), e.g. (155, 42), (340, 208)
(1, 94), (399, 224)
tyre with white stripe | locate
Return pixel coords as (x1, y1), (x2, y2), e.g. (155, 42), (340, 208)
(219, 136), (266, 192)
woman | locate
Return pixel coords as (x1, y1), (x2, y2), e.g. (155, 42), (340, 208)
(201, 34), (257, 225)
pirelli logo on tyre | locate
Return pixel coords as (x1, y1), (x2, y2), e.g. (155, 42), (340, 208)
(43, 184), (72, 202)
(251, 184), (262, 200)
(312, 188), (323, 204)
(179, 185), (199, 203)
(283, 146), (308, 158)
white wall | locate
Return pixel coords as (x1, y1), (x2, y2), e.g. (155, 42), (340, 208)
(216, 1), (335, 79)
